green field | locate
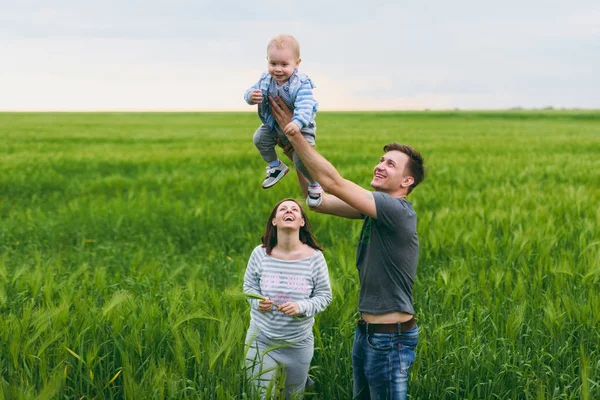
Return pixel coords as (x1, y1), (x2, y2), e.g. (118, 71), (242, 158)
(0, 111), (599, 399)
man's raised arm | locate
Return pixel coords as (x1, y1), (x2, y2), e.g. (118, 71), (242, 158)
(270, 96), (377, 219)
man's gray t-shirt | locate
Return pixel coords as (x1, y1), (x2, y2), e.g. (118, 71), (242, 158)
(356, 191), (419, 315)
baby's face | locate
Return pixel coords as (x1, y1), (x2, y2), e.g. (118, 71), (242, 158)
(267, 46), (300, 85)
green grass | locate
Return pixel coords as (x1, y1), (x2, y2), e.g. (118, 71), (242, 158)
(0, 110), (599, 399)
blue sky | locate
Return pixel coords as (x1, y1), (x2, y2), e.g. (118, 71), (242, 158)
(1, 1), (598, 110)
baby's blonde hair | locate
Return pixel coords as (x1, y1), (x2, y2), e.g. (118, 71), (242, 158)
(267, 34), (300, 59)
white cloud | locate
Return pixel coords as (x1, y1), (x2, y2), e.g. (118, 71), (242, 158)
(561, 8), (600, 37)
(1, 1), (599, 110)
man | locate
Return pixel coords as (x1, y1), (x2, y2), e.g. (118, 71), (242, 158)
(270, 96), (426, 400)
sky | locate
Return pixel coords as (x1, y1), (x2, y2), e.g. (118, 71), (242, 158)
(1, 1), (599, 111)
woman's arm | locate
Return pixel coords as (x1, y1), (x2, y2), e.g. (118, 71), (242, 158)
(243, 248), (275, 311)
(295, 252), (332, 317)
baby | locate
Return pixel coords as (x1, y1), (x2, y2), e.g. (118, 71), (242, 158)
(244, 34), (322, 207)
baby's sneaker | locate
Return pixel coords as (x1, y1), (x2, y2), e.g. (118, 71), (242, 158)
(262, 161), (289, 189)
(306, 184), (323, 208)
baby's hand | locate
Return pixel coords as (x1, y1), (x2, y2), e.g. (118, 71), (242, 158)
(284, 122), (301, 136)
(250, 90), (263, 104)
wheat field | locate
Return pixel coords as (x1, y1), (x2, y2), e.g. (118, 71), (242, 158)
(0, 111), (598, 399)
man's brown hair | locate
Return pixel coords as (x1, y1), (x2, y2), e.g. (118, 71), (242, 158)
(383, 143), (425, 194)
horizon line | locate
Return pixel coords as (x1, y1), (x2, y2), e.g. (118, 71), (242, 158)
(1, 107), (597, 113)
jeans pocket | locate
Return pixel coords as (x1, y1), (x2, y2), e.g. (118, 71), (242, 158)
(397, 336), (418, 375)
(366, 333), (394, 351)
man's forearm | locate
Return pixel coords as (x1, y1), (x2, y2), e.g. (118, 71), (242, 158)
(313, 193), (363, 219)
(295, 169), (309, 198)
(270, 94), (343, 191)
(286, 133), (341, 191)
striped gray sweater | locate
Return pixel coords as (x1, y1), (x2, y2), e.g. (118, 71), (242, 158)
(244, 245), (332, 343)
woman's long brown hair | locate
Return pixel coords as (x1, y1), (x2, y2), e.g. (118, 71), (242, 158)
(261, 198), (324, 255)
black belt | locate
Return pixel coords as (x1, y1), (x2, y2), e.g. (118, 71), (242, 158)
(357, 318), (416, 334)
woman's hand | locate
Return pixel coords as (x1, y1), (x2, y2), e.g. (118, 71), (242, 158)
(269, 96), (294, 130)
(258, 298), (274, 312)
(278, 302), (300, 316)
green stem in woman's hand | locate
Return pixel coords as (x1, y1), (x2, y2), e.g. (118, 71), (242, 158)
(243, 293), (267, 301)
(244, 292), (301, 320)
(244, 292), (280, 307)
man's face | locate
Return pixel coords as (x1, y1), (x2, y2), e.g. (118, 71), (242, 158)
(370, 150), (413, 193)
(267, 46), (300, 85)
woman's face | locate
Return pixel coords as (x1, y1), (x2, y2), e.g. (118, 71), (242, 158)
(272, 200), (305, 230)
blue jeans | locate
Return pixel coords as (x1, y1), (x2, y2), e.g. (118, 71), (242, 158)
(352, 325), (419, 400)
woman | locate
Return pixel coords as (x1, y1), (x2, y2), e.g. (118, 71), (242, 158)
(244, 198), (332, 398)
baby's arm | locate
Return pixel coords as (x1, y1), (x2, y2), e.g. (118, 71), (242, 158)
(291, 80), (318, 129)
(244, 79), (263, 105)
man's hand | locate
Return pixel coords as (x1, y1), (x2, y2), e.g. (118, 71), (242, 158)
(250, 89), (263, 104)
(284, 122), (301, 136)
(269, 95), (293, 128)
